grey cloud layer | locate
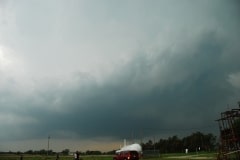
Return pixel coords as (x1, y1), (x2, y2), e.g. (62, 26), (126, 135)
(2, 27), (239, 142)
(0, 0), (240, 150)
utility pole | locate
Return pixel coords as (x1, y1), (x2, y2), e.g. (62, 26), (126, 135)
(47, 135), (50, 156)
(153, 136), (156, 153)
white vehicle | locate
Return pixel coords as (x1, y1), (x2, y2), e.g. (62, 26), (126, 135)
(114, 143), (142, 160)
(116, 143), (142, 154)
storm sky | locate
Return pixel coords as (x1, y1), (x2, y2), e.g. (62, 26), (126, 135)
(0, 0), (240, 152)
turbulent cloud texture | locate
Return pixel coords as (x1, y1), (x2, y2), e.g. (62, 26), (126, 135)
(0, 0), (240, 152)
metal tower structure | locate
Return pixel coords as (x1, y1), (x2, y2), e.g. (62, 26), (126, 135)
(216, 102), (240, 160)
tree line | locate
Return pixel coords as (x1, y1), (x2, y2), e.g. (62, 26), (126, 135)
(0, 132), (217, 155)
(0, 149), (114, 156)
(141, 131), (217, 153)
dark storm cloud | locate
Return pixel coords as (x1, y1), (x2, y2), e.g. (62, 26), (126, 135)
(70, 30), (239, 138)
(1, 1), (240, 152)
(14, 28), (240, 141)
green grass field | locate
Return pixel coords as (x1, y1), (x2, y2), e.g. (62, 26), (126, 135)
(0, 152), (217, 160)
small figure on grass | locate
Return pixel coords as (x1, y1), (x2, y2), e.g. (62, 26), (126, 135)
(74, 151), (80, 160)
(56, 153), (59, 160)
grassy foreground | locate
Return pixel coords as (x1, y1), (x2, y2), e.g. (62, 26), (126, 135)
(0, 153), (217, 160)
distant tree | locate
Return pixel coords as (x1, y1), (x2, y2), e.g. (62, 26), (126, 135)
(62, 149), (70, 155)
(203, 133), (216, 151)
(142, 131), (216, 154)
(86, 150), (102, 155)
(39, 149), (47, 155)
(157, 139), (168, 153)
(105, 150), (116, 155)
(143, 140), (154, 150)
(24, 150), (33, 154)
(16, 151), (23, 155)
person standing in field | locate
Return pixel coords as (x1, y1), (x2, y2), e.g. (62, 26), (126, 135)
(74, 151), (80, 160)
(56, 153), (59, 160)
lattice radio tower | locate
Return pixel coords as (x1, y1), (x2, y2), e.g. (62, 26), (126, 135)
(216, 102), (240, 160)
